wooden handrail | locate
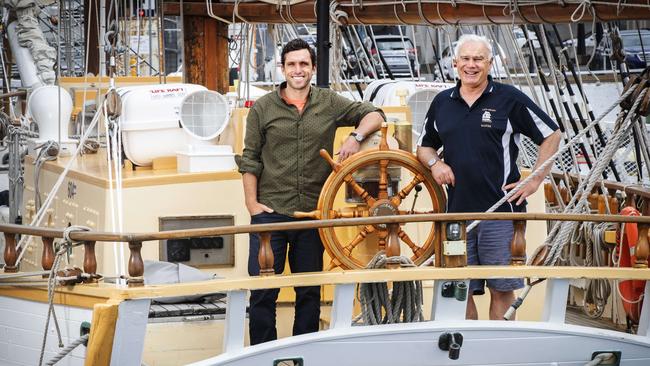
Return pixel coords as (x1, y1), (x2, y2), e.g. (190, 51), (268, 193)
(31, 266), (650, 302)
(2, 212), (650, 243)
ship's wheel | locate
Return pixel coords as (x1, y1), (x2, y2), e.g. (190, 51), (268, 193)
(295, 125), (446, 270)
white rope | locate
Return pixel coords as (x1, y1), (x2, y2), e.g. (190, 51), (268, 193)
(38, 245), (68, 366)
(358, 251), (423, 324)
(44, 334), (89, 366)
(109, 113), (126, 280)
(544, 88), (648, 267)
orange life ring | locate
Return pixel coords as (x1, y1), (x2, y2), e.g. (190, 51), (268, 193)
(617, 206), (645, 324)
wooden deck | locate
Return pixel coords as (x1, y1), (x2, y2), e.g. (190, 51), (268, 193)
(565, 306), (629, 333)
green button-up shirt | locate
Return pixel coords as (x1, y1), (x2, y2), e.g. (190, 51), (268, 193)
(238, 83), (384, 216)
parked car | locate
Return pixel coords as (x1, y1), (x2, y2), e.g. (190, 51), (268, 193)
(512, 27), (540, 50)
(563, 32), (597, 56)
(367, 35), (418, 78)
(440, 41), (508, 80)
(619, 29), (650, 69)
(296, 24), (317, 46)
(579, 29), (650, 71)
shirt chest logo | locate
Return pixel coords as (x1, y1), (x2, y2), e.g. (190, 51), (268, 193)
(480, 108), (497, 128)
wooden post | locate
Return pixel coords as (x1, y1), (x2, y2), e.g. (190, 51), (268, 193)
(543, 183), (556, 205)
(510, 220), (526, 265)
(3, 233), (17, 273)
(41, 237), (54, 273)
(386, 224), (401, 268)
(433, 222), (442, 267)
(128, 241), (145, 287)
(636, 200), (650, 268)
(183, 15), (229, 93)
(258, 233), (275, 276)
(83, 241), (98, 282)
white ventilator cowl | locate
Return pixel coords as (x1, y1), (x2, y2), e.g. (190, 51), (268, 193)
(27, 85), (73, 142)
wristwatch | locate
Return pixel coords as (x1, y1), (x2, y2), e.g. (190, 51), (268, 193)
(427, 157), (439, 168)
(349, 131), (365, 143)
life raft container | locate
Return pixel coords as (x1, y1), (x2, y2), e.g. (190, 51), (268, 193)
(617, 206), (646, 324)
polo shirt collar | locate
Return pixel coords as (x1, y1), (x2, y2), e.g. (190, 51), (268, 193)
(449, 75), (495, 99)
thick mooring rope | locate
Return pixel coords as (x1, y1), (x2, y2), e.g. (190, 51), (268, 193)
(358, 251), (424, 325)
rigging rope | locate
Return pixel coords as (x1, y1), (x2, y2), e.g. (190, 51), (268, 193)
(544, 87), (648, 267)
(358, 251), (424, 325)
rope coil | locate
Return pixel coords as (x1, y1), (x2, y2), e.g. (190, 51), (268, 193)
(358, 252), (424, 325)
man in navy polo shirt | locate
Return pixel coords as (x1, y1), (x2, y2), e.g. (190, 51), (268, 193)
(417, 34), (560, 320)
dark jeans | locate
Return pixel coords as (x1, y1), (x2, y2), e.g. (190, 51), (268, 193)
(248, 212), (324, 345)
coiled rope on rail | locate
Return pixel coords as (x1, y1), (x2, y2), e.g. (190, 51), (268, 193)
(37, 226), (90, 366)
(358, 251), (424, 325)
(581, 221), (613, 318)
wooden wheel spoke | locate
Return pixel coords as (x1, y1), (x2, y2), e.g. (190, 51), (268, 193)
(390, 174), (424, 207)
(326, 257), (341, 271)
(378, 159), (389, 200)
(344, 174), (376, 206)
(398, 228), (425, 257)
(342, 227), (372, 256)
(332, 207), (368, 219)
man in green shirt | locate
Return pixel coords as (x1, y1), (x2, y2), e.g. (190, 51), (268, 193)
(238, 38), (384, 345)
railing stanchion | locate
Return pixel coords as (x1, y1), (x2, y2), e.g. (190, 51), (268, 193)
(83, 241), (97, 282)
(41, 237), (54, 274)
(128, 241), (145, 286)
(258, 232), (275, 276)
(510, 220), (527, 265)
(3, 233), (17, 273)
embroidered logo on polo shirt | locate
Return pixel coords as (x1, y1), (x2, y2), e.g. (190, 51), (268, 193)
(481, 110), (492, 128)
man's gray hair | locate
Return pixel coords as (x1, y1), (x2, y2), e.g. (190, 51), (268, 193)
(454, 34), (493, 59)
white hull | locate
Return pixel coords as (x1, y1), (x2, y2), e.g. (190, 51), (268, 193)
(192, 320), (650, 366)
(0, 296), (91, 366)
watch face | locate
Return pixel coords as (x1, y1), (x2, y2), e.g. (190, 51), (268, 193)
(351, 132), (363, 142)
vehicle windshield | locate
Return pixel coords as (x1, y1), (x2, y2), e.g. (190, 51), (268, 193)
(376, 39), (414, 51)
(621, 34), (650, 48)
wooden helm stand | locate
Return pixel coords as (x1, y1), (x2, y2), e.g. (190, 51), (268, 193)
(295, 124), (446, 270)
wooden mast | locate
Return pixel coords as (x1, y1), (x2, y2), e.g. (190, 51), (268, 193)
(183, 15), (229, 93)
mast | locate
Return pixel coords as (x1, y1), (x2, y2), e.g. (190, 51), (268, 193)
(316, 0), (329, 87)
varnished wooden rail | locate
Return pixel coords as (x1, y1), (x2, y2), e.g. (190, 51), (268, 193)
(3, 213), (650, 242)
(163, 0), (650, 25)
(3, 212), (650, 286)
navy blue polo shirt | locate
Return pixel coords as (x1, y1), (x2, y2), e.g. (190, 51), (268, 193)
(418, 77), (558, 213)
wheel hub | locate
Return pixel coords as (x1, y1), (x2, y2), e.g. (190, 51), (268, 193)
(369, 199), (398, 229)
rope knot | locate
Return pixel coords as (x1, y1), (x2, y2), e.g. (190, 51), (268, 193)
(62, 225), (91, 246)
(570, 0), (592, 22)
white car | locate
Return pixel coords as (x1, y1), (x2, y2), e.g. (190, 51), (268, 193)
(512, 27), (540, 50)
(440, 41), (508, 80)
